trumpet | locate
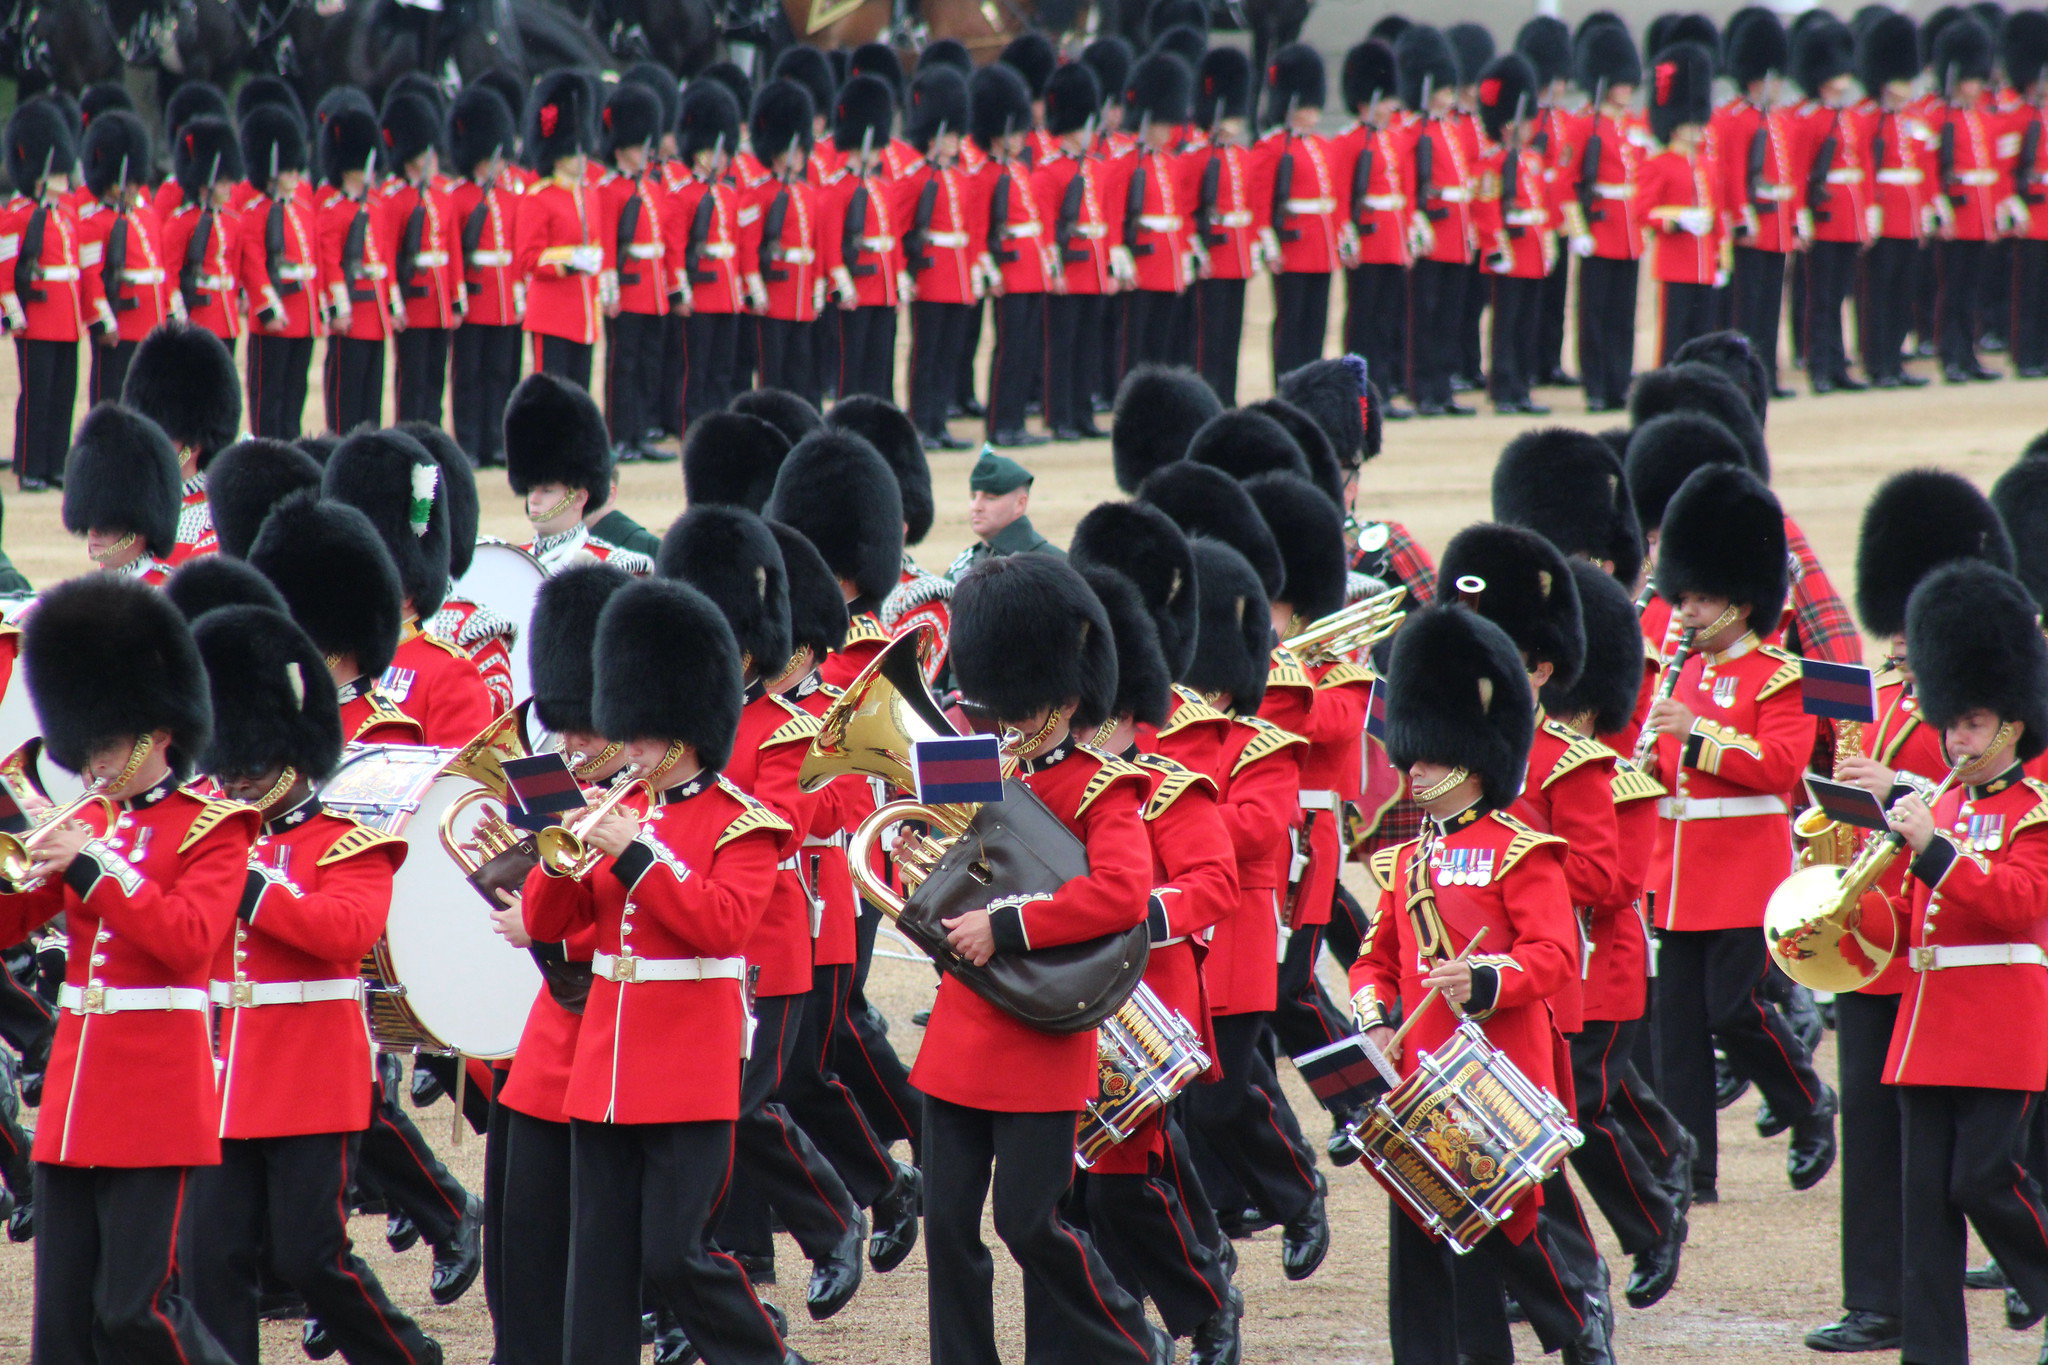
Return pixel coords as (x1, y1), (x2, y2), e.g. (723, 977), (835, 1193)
(0, 781), (119, 890)
(1282, 585), (1408, 666)
(534, 768), (653, 879)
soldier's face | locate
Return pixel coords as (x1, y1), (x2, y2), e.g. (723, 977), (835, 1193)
(85, 528), (143, 570)
(219, 765), (288, 805)
(525, 482), (587, 531)
(1945, 710), (2015, 768)
(968, 488), (1028, 538)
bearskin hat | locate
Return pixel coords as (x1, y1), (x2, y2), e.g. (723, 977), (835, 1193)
(313, 85), (373, 137)
(1148, 0), (1209, 39)
(1396, 26), (1459, 110)
(622, 61), (680, 131)
(1622, 412), (1750, 532)
(1039, 62), (1099, 137)
(1654, 465), (1788, 631)
(1448, 22), (1498, 84)
(971, 62), (1034, 150)
(1990, 455), (2048, 610)
(25, 575), (212, 779)
(765, 432), (904, 605)
(773, 44), (838, 119)
(296, 435), (338, 465)
(165, 555), (289, 623)
(999, 31), (1058, 97)
(832, 74), (896, 153)
(1083, 36), (1137, 105)
(237, 75), (305, 131)
(79, 110), (149, 198)
(173, 117), (243, 197)
(699, 61), (756, 118)
(207, 439), (324, 559)
(906, 66), (970, 150)
(1153, 27), (1210, 74)
(682, 412), (790, 513)
(1138, 461), (1284, 601)
(1184, 539), (1270, 706)
(656, 506), (792, 673)
(750, 80), (815, 163)
(1244, 471), (1348, 624)
(1342, 40), (1400, 111)
(5, 99), (74, 193)
(321, 107), (379, 184)
(1856, 468), (2012, 640)
(250, 493), (403, 674)
(1383, 604), (1533, 812)
(1186, 409), (1310, 485)
(241, 104), (307, 184)
(1244, 399), (1345, 507)
(393, 423), (477, 578)
(1477, 53), (1538, 141)
(1266, 41), (1327, 117)
(121, 321), (242, 467)
(192, 605), (342, 781)
(592, 579), (743, 767)
(1932, 14), (1994, 82)
(504, 372), (611, 503)
(322, 428), (453, 615)
(378, 72), (443, 123)
(1276, 354), (1371, 471)
(1648, 42), (1715, 144)
(62, 405), (180, 559)
(527, 70), (591, 174)
(1196, 47), (1251, 126)
(917, 39), (973, 73)
(1540, 560), (1642, 735)
(1670, 329), (1772, 424)
(1907, 562), (2048, 762)
(730, 387), (823, 445)
(1725, 9), (1788, 83)
(1492, 427), (1644, 589)
(1663, 13), (1722, 60)
(1920, 4), (1968, 66)
(952, 554), (1118, 731)
(1438, 522), (1585, 687)
(600, 81), (663, 159)
(380, 93), (441, 169)
(166, 81), (231, 138)
(1516, 16), (1574, 85)
(1576, 23), (1643, 93)
(530, 561), (633, 736)
(1858, 12), (1922, 91)
(1079, 564), (1172, 727)
(1127, 50), (1194, 127)
(2003, 10), (2048, 91)
(827, 396), (930, 544)
(1069, 500), (1200, 680)
(1112, 366), (1222, 492)
(1793, 16), (1855, 97)
(677, 79), (742, 161)
(850, 42), (905, 100)
(771, 522), (850, 660)
(1629, 361), (1769, 477)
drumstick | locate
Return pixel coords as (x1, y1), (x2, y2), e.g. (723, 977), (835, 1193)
(1388, 927), (1491, 1054)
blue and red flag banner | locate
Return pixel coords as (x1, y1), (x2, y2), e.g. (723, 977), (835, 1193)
(1802, 775), (1892, 833)
(913, 735), (1006, 806)
(1293, 1033), (1395, 1111)
(1801, 659), (1878, 723)
(502, 753), (585, 831)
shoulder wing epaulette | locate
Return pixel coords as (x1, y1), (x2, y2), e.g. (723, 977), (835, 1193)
(318, 819), (407, 866)
(1074, 748), (1149, 815)
(1542, 727), (1619, 788)
(1368, 845), (1403, 893)
(2013, 780), (2048, 838)
(713, 777), (795, 848)
(179, 793), (255, 852)
(1136, 757), (1217, 819)
(1317, 661), (1374, 690)
(1488, 812), (1567, 876)
(1874, 664), (1906, 691)
(845, 614), (892, 648)
(764, 696), (823, 747)
(1160, 687), (1233, 735)
(1610, 759), (1667, 804)
(1266, 648), (1314, 693)
(879, 570), (955, 630)
(1232, 717), (1309, 776)
(1757, 646), (1803, 700)
(414, 631), (471, 661)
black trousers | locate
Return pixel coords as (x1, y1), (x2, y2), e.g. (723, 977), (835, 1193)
(13, 337), (77, 481)
(604, 311), (665, 449)
(1342, 263), (1405, 404)
(1388, 1193), (1592, 1362)
(1569, 1018), (1678, 1254)
(183, 1131), (434, 1365)
(35, 1162), (236, 1364)
(1901, 1087), (2048, 1365)
(532, 332), (593, 391)
(1577, 254), (1639, 408)
(1487, 274), (1542, 406)
(956, 299), (984, 407)
(778, 961), (898, 1210)
(1044, 293), (1106, 431)
(1835, 989), (1903, 1320)
(836, 303), (897, 402)
(1271, 270), (1331, 380)
(247, 333), (314, 439)
(658, 313), (687, 436)
(1457, 261), (1487, 382)
(88, 336), (136, 407)
(684, 312), (741, 422)
(1539, 249), (1571, 380)
(2013, 238), (2048, 373)
(568, 1118), (786, 1365)
(1167, 285), (1199, 369)
(1194, 277), (1247, 405)
(1406, 258), (1467, 408)
(1182, 1011), (1318, 1225)
(754, 316), (813, 400)
(1658, 281), (1718, 363)
(987, 291), (1044, 437)
(360, 1084), (471, 1248)
(910, 300), (974, 438)
(1450, 1173), (1603, 1363)
(1121, 289), (1183, 376)
(452, 321), (521, 465)
(1612, 1060), (1693, 1173)
(1937, 238), (1989, 372)
(840, 914), (924, 1157)
(1728, 247), (1786, 386)
(497, 1107), (574, 1365)
(810, 311), (841, 402)
(731, 992), (859, 1261)
(325, 335), (385, 435)
(923, 1095), (1154, 1364)
(1805, 240), (1861, 385)
(1653, 926), (1826, 1182)
(1268, 922), (1351, 1078)
(393, 325), (451, 426)
(1084, 1163), (1230, 1336)
(1861, 238), (1918, 380)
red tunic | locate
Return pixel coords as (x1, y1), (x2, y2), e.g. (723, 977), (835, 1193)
(1709, 99), (1806, 253)
(517, 173), (605, 346)
(238, 189), (321, 337)
(969, 157), (1051, 295)
(1100, 144), (1193, 294)
(1932, 101), (2012, 241)
(1401, 114), (1478, 266)
(1249, 129), (1342, 273)
(1850, 673), (1951, 996)
(0, 192), (84, 340)
(1511, 717), (1626, 1034)
(1331, 121), (1411, 267)
(722, 693), (821, 998)
(1583, 760), (1662, 1023)
(1289, 661), (1371, 930)
(599, 168), (680, 317)
(1184, 140), (1260, 279)
(314, 184), (395, 341)
(663, 171), (745, 315)
(379, 176), (460, 329)
(78, 199), (173, 341)
(794, 677), (865, 969)
(740, 174), (821, 322)
(1474, 142), (1558, 280)
(1567, 107), (1648, 260)
(818, 164), (910, 308)
(899, 160), (983, 305)
(496, 922), (598, 1126)
(337, 677), (426, 745)
(381, 627), (497, 749)
(1799, 101), (1876, 246)
(1638, 147), (1725, 285)
(160, 202), (243, 340)
(448, 173), (523, 326)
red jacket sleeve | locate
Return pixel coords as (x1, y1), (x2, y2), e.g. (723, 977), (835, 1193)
(1148, 781), (1241, 940)
(612, 823), (784, 958)
(1218, 745), (1303, 864)
(77, 805), (258, 975)
(1909, 823), (2048, 940)
(1543, 759), (1627, 910)
(248, 841), (400, 962)
(996, 772), (1152, 951)
(1348, 853), (1405, 1026)
(1683, 682), (1816, 797)
(1470, 840), (1579, 1019)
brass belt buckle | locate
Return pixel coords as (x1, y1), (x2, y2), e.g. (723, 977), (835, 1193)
(611, 954), (641, 984)
(81, 985), (107, 1014)
(1910, 946), (1937, 971)
(230, 980), (255, 1008)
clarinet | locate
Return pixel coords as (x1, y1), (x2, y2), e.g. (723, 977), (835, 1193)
(1634, 626), (1701, 765)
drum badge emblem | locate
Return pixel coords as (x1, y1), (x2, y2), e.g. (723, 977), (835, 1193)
(1421, 1102), (1500, 1183)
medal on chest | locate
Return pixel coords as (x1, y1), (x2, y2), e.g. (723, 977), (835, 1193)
(379, 666), (416, 702)
(1431, 844), (1494, 887)
(1955, 807), (2004, 853)
(1708, 673), (1739, 709)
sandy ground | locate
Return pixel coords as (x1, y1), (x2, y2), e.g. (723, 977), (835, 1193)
(0, 269), (2045, 1362)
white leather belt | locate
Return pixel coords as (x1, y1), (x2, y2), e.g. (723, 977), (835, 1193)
(1505, 209), (1546, 225)
(1137, 215), (1181, 232)
(210, 978), (363, 1008)
(195, 273), (235, 290)
(1218, 210), (1254, 226)
(277, 263), (315, 281)
(1755, 184), (1793, 201)
(36, 265), (80, 282)
(469, 249), (513, 267)
(698, 242), (736, 259)
(1434, 187), (1472, 204)
(1156, 935), (1188, 948)
(926, 231), (968, 248)
(859, 235), (895, 251)
(1877, 168), (1923, 185)
(412, 251), (448, 267)
(1955, 170), (1998, 186)
(592, 952), (745, 984)
(1070, 222), (1108, 238)
(60, 983), (208, 1014)
(1285, 197), (1336, 213)
(1001, 221), (1042, 238)
(1361, 194), (1406, 211)
(1657, 795), (1789, 820)
(801, 833), (846, 849)
(625, 243), (664, 259)
(1593, 182), (1634, 199)
(773, 248), (816, 263)
(777, 855), (801, 872)
(1826, 168), (1866, 184)
(119, 268), (165, 284)
(1910, 943), (2048, 971)
(1298, 790), (1340, 813)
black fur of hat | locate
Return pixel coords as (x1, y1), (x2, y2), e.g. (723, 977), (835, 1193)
(907, 66), (970, 151)
(1265, 42), (1327, 115)
(700, 60), (756, 116)
(1856, 468), (2012, 639)
(1153, 27), (1210, 74)
(773, 45), (838, 119)
(1342, 40), (1400, 110)
(851, 42), (905, 100)
(1439, 522), (1585, 687)
(827, 396), (930, 544)
(62, 404), (180, 559)
(1541, 560), (1641, 734)
(771, 522), (849, 659)
(623, 61), (681, 130)
(1648, 42), (1715, 144)
(528, 70), (591, 174)
(6, 99), (74, 192)
(26, 574), (212, 779)
(1664, 14), (1722, 59)
(165, 555), (288, 623)
(765, 431), (904, 605)
(1990, 455), (2048, 610)
(380, 93), (441, 168)
(1908, 562), (2048, 762)
(250, 493), (403, 674)
(682, 412), (790, 513)
(314, 85), (374, 135)
(242, 104), (307, 183)
(1576, 23), (1643, 92)
(193, 605), (342, 781)
(1079, 564), (1171, 727)
(530, 561), (633, 735)
(1369, 14), (1414, 45)
(504, 372), (611, 503)
(1932, 14), (1993, 82)
(917, 39), (973, 73)
(1921, 3), (1967, 66)
(173, 117), (243, 197)
(592, 579), (742, 765)
(1112, 365), (1222, 492)
(1671, 329), (1771, 426)
(729, 387), (824, 445)
(295, 434), (337, 465)
(1000, 32), (1058, 97)
(1629, 361), (1769, 478)
(1138, 461), (1284, 601)
(121, 320), (242, 466)
(1516, 16), (1573, 85)
(657, 505), (792, 673)
(1186, 409), (1309, 484)
(80, 110), (149, 198)
(1654, 465), (1788, 631)
(952, 554), (1118, 732)
(1197, 47), (1251, 125)
(237, 75), (306, 131)
(1186, 538), (1272, 707)
(1045, 62), (1104, 135)
(833, 74), (896, 152)
(971, 62), (1034, 150)
(751, 80), (816, 162)
(207, 438), (324, 558)
(1448, 22), (1497, 83)
(1244, 471), (1347, 624)
(1492, 427), (1644, 589)
(600, 82), (663, 159)
(2003, 10), (2048, 90)
(1069, 500), (1199, 680)
(1384, 604), (1533, 812)
(396, 422), (477, 578)
(323, 428), (453, 615)
(322, 107), (379, 184)
(1623, 412), (1750, 531)
(1793, 17), (1855, 97)
(1726, 9), (1788, 83)
(166, 81), (230, 137)
(678, 79), (742, 161)
(1858, 12), (1922, 90)
(1277, 354), (1371, 468)
(1244, 399), (1345, 506)
(1396, 26), (1459, 110)
(1149, 0), (1209, 39)
(1477, 53), (1538, 141)
(1083, 36), (1136, 104)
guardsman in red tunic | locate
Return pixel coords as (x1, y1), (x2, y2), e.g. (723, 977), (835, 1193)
(820, 77), (909, 403)
(900, 67), (979, 449)
(596, 83), (680, 465)
(2, 100), (84, 490)
(927, 555), (1167, 1364)
(1793, 22), (1875, 393)
(314, 107), (396, 436)
(237, 107), (322, 439)
(1518, 16), (1582, 391)
(665, 82), (748, 420)
(2, 576), (257, 1364)
(1334, 41), (1410, 415)
(518, 73), (605, 391)
(1251, 44), (1341, 380)
(1929, 17), (2012, 383)
(1713, 12), (1804, 398)
(1566, 25), (1648, 411)
(741, 81), (824, 401)
(2003, 15), (2048, 377)
(407, 425), (517, 713)
(1352, 603), (1614, 1365)
(829, 398), (955, 687)
(1033, 65), (1119, 437)
(1394, 28), (1479, 416)
(1638, 46), (1729, 366)
(1874, 562), (2048, 1365)
(120, 320), (242, 568)
(77, 112), (171, 407)
(447, 87), (522, 466)
(967, 63), (1053, 448)
(61, 405), (182, 586)
(1104, 54), (1196, 376)
(162, 118), (246, 355)
(521, 578), (804, 1365)
(502, 373), (656, 578)
(1858, 14), (1938, 387)
(1638, 465), (1834, 1201)
(378, 96), (458, 427)
(179, 604), (440, 1365)
(1187, 49), (1259, 406)
(766, 429), (909, 691)
(1472, 55), (1561, 415)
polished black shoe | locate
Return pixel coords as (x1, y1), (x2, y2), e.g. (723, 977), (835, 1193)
(1810, 376), (1837, 394)
(1214, 1233), (1238, 1279)
(303, 1318), (338, 1360)
(4, 1188), (28, 1243)
(1691, 1183), (1719, 1205)
(1894, 371), (1930, 386)
(868, 1162), (922, 1273)
(1328, 1110), (1365, 1167)
(807, 1212), (866, 1320)
(1050, 426), (1087, 442)
(1771, 385), (1800, 399)
(1871, 373), (1905, 388)
(1583, 398), (1620, 414)
(1384, 402), (1416, 420)
(1788, 1085), (1839, 1192)
(989, 428), (1049, 448)
(1540, 370), (1581, 387)
(731, 1249), (777, 1284)
(1968, 1259), (2008, 1290)
(1658, 1129), (1699, 1222)
(1715, 1053), (1750, 1109)
(1756, 1094), (1788, 1138)
(386, 1210), (421, 1254)
(613, 443), (643, 464)
(1214, 1205), (1272, 1239)
(2012, 1284), (2045, 1332)
(911, 1008), (933, 1028)
(410, 1063), (446, 1108)
(430, 1194), (484, 1305)
(1560, 1307), (1615, 1365)
(1625, 1216), (1684, 1308)
(1189, 1286), (1244, 1365)
(1281, 1172), (1331, 1281)
(1073, 421), (1108, 438)
(920, 432), (970, 452)
(2017, 366), (2048, 378)
(1944, 365), (1976, 384)
(17, 478), (49, 493)
(652, 1305), (700, 1364)
(1970, 365), (2004, 382)
(639, 442), (678, 463)
(1829, 374), (1868, 392)
(1803, 1309), (1902, 1352)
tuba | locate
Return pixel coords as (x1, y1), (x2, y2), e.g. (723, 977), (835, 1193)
(803, 626), (1148, 1034)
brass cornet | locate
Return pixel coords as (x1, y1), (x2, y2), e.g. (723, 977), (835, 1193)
(534, 769), (653, 880)
(0, 781), (118, 890)
(1282, 586), (1408, 666)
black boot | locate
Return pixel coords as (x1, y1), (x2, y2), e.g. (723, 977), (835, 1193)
(1803, 1310), (1902, 1352)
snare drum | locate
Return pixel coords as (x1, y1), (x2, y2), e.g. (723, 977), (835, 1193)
(320, 743), (541, 1058)
(1354, 1019), (1581, 1253)
(453, 538), (545, 699)
(1075, 983), (1211, 1168)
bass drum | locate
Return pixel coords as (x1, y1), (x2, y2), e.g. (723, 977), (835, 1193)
(321, 743), (541, 1059)
(453, 538), (546, 700)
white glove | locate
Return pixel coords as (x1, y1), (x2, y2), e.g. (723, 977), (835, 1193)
(1866, 205), (1883, 240)
(813, 279), (825, 314)
(1, 298), (25, 333)
(1997, 195), (2031, 235)
(1570, 233), (1596, 257)
(1109, 245), (1136, 285)
(1676, 207), (1714, 236)
(1406, 214), (1436, 258)
(1256, 226), (1281, 271)
(570, 244), (605, 275)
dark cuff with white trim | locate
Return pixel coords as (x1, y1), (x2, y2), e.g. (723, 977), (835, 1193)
(1910, 835), (1959, 888)
(610, 839), (656, 891)
(988, 902), (1030, 956)
(1146, 894), (1171, 943)
(1466, 963), (1501, 1019)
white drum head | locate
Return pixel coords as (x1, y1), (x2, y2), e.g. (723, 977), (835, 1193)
(454, 540), (546, 701)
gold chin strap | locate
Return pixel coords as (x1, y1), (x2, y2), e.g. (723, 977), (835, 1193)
(252, 766), (298, 814)
(1088, 718), (1120, 750)
(1007, 707), (1065, 756)
(766, 650), (808, 692)
(108, 735), (156, 796)
(1955, 722), (2018, 784)
(572, 742), (624, 780)
(528, 489), (580, 525)
(89, 532), (138, 566)
(648, 741), (690, 785)
(1412, 765), (1471, 804)
(1700, 601), (1744, 641)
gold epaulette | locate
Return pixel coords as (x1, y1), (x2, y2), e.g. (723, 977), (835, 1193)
(1542, 723), (1618, 789)
(1160, 687), (1233, 736)
(1874, 663), (1905, 691)
(714, 777), (794, 849)
(764, 695), (823, 747)
(1487, 811), (1567, 877)
(1266, 648), (1314, 694)
(1757, 646), (1804, 701)
(318, 819), (407, 866)
(1317, 661), (1374, 690)
(1132, 754), (1217, 819)
(180, 793), (255, 852)
(414, 632), (472, 661)
(845, 615), (892, 648)
(1075, 747), (1149, 815)
(1643, 636), (1663, 666)
(1232, 717), (1309, 776)
(353, 692), (424, 743)
(1610, 759), (1667, 805)
(1368, 845), (1403, 893)
(2012, 780), (2048, 838)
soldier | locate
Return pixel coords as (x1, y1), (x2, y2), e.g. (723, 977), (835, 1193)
(946, 449), (1061, 580)
(1568, 24), (1648, 412)
(1928, 17), (2009, 384)
(203, 437), (322, 560)
(743, 80), (824, 402)
(405, 422), (519, 712)
(121, 320), (244, 564)
(160, 117), (246, 360)
(517, 73), (606, 390)
(1639, 43), (1726, 362)
(61, 404), (182, 584)
(237, 105), (321, 439)
(1856, 14), (1935, 388)
(900, 66), (977, 450)
(76, 111), (170, 407)
(764, 430), (906, 690)
(447, 86), (524, 467)
(1252, 45), (1340, 379)
(1792, 20), (1873, 394)
(1517, 16), (1580, 389)
(1713, 13), (1803, 398)
(594, 83), (678, 464)
(1, 99), (83, 491)
(968, 63), (1052, 447)
(667, 80), (749, 421)
(1396, 27), (1479, 417)
(1183, 49), (1255, 406)
(380, 95), (459, 426)
(1472, 54), (1559, 415)
(502, 372), (656, 576)
(1103, 52), (1194, 380)
(1031, 63), (1118, 435)
(829, 397), (955, 682)
(2004, 12), (2048, 378)
(1333, 41), (1409, 416)
(314, 106), (395, 436)
(820, 75), (908, 403)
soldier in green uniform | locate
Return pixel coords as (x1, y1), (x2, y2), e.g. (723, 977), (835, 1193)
(946, 447), (1063, 579)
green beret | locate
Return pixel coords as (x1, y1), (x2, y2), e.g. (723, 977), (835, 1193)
(969, 447), (1035, 495)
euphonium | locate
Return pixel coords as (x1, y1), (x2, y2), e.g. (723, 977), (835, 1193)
(534, 768), (654, 880)
(438, 706), (538, 880)
(1792, 719), (1867, 869)
(1281, 585), (1408, 666)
